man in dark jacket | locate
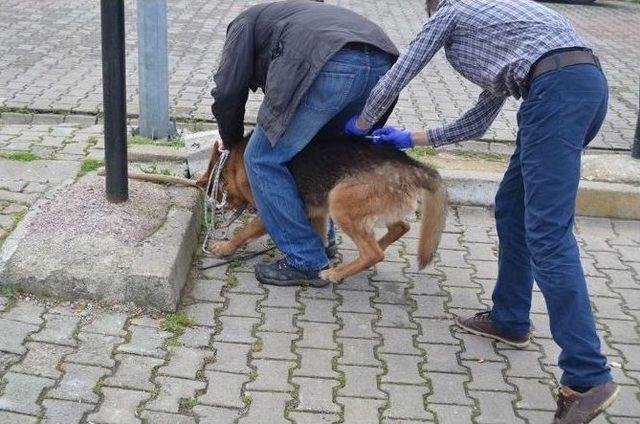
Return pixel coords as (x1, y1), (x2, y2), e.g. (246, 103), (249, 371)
(211, 0), (398, 287)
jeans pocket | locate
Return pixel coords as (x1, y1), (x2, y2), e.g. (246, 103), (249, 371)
(303, 71), (356, 112)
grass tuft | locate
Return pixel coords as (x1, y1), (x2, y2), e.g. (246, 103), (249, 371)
(129, 135), (185, 148)
(0, 150), (38, 162)
(160, 312), (197, 336)
(178, 396), (198, 411)
(79, 158), (104, 176)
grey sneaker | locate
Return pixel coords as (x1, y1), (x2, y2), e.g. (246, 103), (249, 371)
(456, 310), (531, 348)
(554, 382), (619, 423)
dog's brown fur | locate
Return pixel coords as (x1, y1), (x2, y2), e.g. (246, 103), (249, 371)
(195, 136), (447, 283)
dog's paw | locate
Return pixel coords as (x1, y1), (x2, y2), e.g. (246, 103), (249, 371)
(319, 268), (343, 283)
(209, 241), (238, 257)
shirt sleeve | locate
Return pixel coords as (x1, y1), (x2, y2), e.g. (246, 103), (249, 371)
(359, 4), (457, 127)
(427, 90), (506, 146)
(211, 18), (253, 149)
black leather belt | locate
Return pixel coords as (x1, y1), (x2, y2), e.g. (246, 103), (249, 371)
(527, 49), (601, 85)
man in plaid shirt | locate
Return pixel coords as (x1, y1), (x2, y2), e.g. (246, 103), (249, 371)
(346, 1), (617, 422)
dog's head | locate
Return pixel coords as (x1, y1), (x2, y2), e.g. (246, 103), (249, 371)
(195, 136), (253, 209)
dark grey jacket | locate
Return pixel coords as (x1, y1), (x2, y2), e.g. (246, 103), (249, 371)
(211, 0), (399, 148)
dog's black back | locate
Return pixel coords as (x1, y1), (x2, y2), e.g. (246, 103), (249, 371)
(287, 133), (430, 207)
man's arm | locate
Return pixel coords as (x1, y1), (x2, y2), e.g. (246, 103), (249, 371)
(357, 3), (457, 129)
(427, 90), (506, 146)
(211, 18), (253, 148)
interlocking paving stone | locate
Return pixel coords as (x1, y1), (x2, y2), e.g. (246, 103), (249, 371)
(159, 346), (208, 379)
(223, 293), (262, 318)
(380, 353), (425, 384)
(0, 352), (20, 372)
(259, 307), (298, 333)
(413, 295), (449, 319)
(376, 303), (417, 329)
(465, 360), (512, 392)
(31, 313), (79, 346)
(199, 371), (248, 408)
(10, 342), (73, 379)
(140, 411), (196, 424)
(336, 312), (378, 339)
(298, 298), (337, 323)
(338, 338), (380, 367)
(288, 411), (340, 424)
(117, 325), (170, 358)
(206, 342), (251, 374)
(193, 405), (243, 424)
(510, 377), (556, 411)
(337, 365), (385, 399)
(104, 354), (164, 391)
(246, 359), (295, 392)
(421, 343), (466, 374)
(472, 390), (524, 424)
(500, 348), (549, 379)
(253, 332), (297, 361)
(457, 334), (507, 364)
(415, 318), (457, 345)
(87, 387), (149, 424)
(0, 411), (37, 424)
(261, 286), (300, 309)
(337, 291), (376, 314)
(179, 326), (214, 348)
(0, 372), (54, 415)
(146, 376), (206, 414)
(1, 301), (44, 325)
(430, 404), (474, 424)
(181, 302), (217, 327)
(238, 391), (292, 424)
(189, 279), (226, 303)
(215, 316), (259, 344)
(426, 372), (473, 406)
(292, 377), (340, 413)
(294, 348), (338, 379)
(47, 363), (109, 403)
(381, 383), (433, 421)
(377, 327), (421, 355)
(339, 397), (386, 424)
(67, 332), (121, 368)
(41, 398), (93, 424)
(606, 384), (640, 418)
(297, 322), (339, 350)
(81, 312), (127, 336)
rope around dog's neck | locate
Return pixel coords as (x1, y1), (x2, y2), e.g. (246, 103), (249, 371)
(202, 150), (247, 254)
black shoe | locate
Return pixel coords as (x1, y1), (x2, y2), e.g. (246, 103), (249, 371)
(325, 242), (338, 259)
(254, 259), (330, 288)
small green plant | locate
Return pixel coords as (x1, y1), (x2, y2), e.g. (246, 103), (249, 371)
(251, 340), (263, 353)
(87, 136), (99, 145)
(165, 338), (182, 348)
(204, 354), (216, 365)
(241, 394), (253, 407)
(93, 379), (105, 396)
(178, 396), (198, 410)
(452, 149), (508, 162)
(195, 369), (205, 380)
(0, 150), (38, 162)
(160, 312), (197, 336)
(0, 379), (7, 396)
(229, 257), (245, 269)
(79, 158), (104, 176)
(129, 135), (185, 148)
(225, 274), (239, 289)
(1, 284), (19, 311)
(407, 146), (437, 159)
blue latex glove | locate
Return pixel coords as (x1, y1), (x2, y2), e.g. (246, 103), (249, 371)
(345, 114), (370, 136)
(371, 126), (414, 149)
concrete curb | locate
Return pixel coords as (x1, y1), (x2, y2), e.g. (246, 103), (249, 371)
(441, 169), (640, 220)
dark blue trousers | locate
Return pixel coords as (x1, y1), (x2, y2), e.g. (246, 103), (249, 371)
(490, 63), (612, 387)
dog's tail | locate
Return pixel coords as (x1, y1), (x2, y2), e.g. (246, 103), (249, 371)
(416, 170), (448, 269)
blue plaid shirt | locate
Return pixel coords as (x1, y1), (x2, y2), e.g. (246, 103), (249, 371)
(360, 0), (587, 146)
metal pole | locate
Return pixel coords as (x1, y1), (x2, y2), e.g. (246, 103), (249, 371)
(633, 83), (640, 159)
(137, 0), (171, 140)
(101, 0), (129, 202)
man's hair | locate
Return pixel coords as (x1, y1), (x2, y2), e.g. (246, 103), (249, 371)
(426, 0), (441, 17)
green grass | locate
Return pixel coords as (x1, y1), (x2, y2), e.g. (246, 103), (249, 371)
(160, 312), (197, 336)
(451, 149), (508, 162)
(0, 150), (38, 162)
(0, 379), (7, 396)
(229, 257), (245, 269)
(128, 135), (184, 148)
(178, 396), (198, 410)
(165, 338), (182, 348)
(79, 158), (104, 176)
(407, 146), (437, 159)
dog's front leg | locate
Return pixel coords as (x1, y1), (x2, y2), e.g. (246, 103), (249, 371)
(210, 216), (267, 257)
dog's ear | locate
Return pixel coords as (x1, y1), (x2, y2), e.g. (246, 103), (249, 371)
(194, 139), (223, 188)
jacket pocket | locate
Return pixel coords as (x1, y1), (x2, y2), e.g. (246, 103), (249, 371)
(264, 57), (310, 113)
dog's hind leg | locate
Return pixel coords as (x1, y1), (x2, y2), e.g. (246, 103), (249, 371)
(209, 216), (267, 257)
(377, 221), (410, 251)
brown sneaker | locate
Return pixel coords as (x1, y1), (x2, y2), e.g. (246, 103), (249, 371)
(554, 382), (619, 423)
(455, 310), (530, 348)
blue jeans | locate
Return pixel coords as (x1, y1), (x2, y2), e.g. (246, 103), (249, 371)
(490, 63), (611, 387)
(244, 47), (393, 271)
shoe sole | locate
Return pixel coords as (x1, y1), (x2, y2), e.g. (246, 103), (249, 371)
(584, 384), (620, 424)
(455, 316), (530, 349)
(256, 274), (331, 288)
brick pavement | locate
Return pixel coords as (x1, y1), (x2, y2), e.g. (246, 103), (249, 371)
(1, 124), (639, 424)
(0, 0), (639, 151)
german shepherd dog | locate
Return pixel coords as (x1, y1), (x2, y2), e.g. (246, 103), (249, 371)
(195, 132), (447, 283)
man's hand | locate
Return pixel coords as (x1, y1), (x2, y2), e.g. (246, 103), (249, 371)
(370, 126), (414, 149)
(345, 114), (371, 136)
